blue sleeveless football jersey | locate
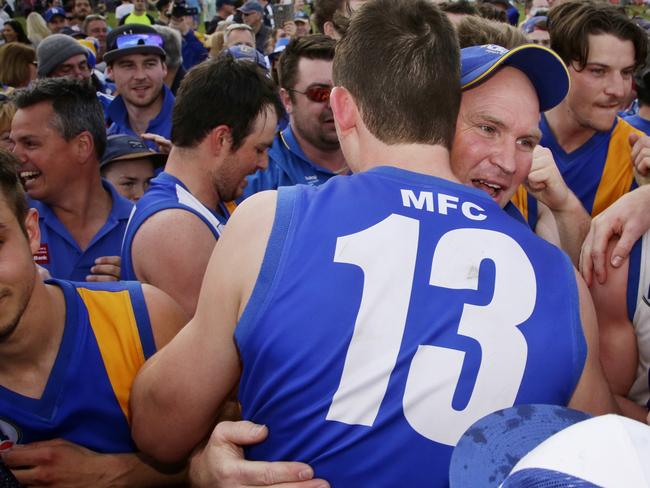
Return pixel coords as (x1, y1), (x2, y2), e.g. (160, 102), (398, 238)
(235, 166), (587, 487)
(0, 279), (155, 454)
(120, 172), (229, 280)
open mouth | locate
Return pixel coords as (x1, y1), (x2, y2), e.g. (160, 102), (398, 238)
(472, 178), (503, 199)
(19, 170), (41, 186)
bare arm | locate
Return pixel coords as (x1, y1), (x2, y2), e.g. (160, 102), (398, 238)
(589, 239), (646, 422)
(526, 146), (591, 265)
(580, 185), (650, 286)
(567, 268), (620, 416)
(130, 191), (278, 464)
(3, 439), (186, 487)
(131, 209), (218, 319)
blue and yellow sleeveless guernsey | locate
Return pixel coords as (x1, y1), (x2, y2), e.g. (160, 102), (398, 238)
(0, 279), (155, 454)
(512, 116), (642, 230)
(235, 166), (587, 487)
(120, 171), (229, 280)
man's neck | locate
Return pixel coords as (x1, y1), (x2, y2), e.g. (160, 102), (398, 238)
(165, 146), (221, 211)
(0, 279), (66, 398)
(45, 171), (113, 250)
(638, 104), (650, 121)
(126, 90), (164, 136)
(291, 124), (347, 173)
(355, 142), (458, 183)
(544, 101), (599, 154)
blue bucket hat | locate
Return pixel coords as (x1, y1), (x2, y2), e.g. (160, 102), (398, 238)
(449, 404), (650, 487)
(460, 44), (570, 112)
(450, 405), (590, 487)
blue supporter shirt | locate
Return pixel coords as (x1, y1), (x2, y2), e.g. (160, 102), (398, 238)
(242, 125), (349, 198)
(31, 181), (133, 281)
(106, 85), (175, 151)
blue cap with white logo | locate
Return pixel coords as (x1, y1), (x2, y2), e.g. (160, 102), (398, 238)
(460, 44), (569, 112)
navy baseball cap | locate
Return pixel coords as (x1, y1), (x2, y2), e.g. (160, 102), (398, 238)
(44, 6), (66, 22)
(450, 404), (650, 487)
(294, 11), (309, 23)
(104, 24), (166, 64)
(238, 1), (263, 14)
(461, 44), (569, 112)
(223, 44), (269, 71)
(101, 135), (166, 169)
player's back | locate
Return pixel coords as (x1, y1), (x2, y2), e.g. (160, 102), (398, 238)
(235, 167), (586, 487)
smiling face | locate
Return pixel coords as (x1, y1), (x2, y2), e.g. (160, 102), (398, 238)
(108, 54), (167, 109)
(286, 57), (338, 152)
(11, 102), (83, 203)
(2, 24), (17, 43)
(451, 67), (541, 208)
(0, 195), (39, 343)
(564, 33), (635, 133)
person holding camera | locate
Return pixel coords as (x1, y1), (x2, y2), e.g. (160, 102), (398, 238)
(168, 0), (208, 70)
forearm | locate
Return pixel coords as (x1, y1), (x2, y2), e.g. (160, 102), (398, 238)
(107, 452), (187, 487)
(550, 194), (591, 265)
(615, 395), (648, 423)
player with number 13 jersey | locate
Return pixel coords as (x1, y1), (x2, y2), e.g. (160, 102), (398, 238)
(235, 167), (586, 485)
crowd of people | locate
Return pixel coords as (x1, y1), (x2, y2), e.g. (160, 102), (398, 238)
(2, 0), (650, 486)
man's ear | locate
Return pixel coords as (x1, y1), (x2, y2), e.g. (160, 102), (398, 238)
(330, 86), (358, 136)
(76, 131), (95, 163)
(25, 208), (41, 255)
(323, 21), (338, 39)
(280, 87), (292, 114)
(207, 125), (233, 156)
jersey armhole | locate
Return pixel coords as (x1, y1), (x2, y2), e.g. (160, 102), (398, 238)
(627, 238), (643, 321)
(235, 186), (299, 348)
(124, 281), (157, 359)
(562, 252), (588, 392)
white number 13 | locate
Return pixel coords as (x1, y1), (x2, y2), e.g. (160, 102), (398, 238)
(325, 214), (536, 446)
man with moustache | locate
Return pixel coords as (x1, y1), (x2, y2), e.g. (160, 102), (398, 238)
(105, 24), (174, 150)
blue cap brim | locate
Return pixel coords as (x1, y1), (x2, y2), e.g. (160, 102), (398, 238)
(449, 404), (591, 488)
(461, 44), (570, 112)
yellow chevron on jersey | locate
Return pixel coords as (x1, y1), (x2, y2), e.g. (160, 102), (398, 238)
(511, 185), (529, 222)
(76, 287), (146, 422)
(592, 118), (641, 217)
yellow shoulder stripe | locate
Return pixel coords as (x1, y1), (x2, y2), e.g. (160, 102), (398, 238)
(592, 119), (640, 217)
(511, 185), (529, 222)
(76, 288), (145, 423)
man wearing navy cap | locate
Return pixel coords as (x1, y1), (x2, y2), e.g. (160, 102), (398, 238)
(239, 0), (271, 54)
(104, 24), (174, 150)
(294, 11), (311, 37)
(44, 6), (67, 33)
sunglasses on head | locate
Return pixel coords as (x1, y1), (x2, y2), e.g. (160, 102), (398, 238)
(289, 85), (332, 103)
(115, 33), (164, 50)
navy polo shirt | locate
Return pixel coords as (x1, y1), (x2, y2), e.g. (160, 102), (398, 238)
(31, 181), (133, 281)
(106, 85), (175, 151)
(242, 125), (349, 199)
